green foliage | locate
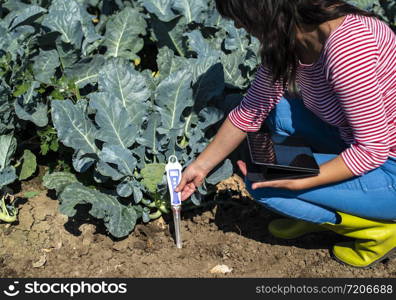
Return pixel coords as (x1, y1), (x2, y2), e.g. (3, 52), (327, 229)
(19, 149), (37, 181)
(59, 182), (139, 238)
(42, 171), (78, 195)
(0, 135), (17, 189)
(0, 192), (17, 223)
(141, 163), (166, 194)
(23, 191), (40, 198)
(102, 7), (147, 60)
(37, 126), (59, 155)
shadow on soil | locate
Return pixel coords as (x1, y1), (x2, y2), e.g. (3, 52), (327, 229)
(176, 190), (351, 252)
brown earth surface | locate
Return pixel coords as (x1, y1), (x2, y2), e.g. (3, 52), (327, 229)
(1, 165), (395, 278)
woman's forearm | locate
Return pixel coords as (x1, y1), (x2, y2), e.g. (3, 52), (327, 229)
(194, 117), (247, 173)
(308, 155), (354, 188)
(254, 154), (356, 190)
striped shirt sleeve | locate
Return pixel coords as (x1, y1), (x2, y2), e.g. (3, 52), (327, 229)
(325, 32), (391, 176)
(227, 64), (285, 132)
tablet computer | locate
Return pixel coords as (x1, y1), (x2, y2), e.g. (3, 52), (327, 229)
(246, 125), (320, 182)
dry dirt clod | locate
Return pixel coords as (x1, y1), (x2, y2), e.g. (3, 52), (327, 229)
(133, 241), (146, 250)
(82, 237), (92, 247)
(146, 238), (154, 249)
(112, 239), (130, 252)
(53, 240), (63, 250)
(79, 223), (96, 236)
(210, 264), (233, 274)
(32, 254), (47, 268)
(80, 246), (90, 256)
(2, 225), (13, 235)
(18, 205), (35, 230)
(153, 216), (167, 230)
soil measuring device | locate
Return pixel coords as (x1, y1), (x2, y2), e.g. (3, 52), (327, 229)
(166, 155), (183, 248)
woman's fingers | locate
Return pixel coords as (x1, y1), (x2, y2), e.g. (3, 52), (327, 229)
(250, 179), (303, 191)
(237, 160), (247, 176)
(175, 174), (187, 192)
(181, 183), (196, 201)
(181, 190), (189, 201)
(192, 175), (204, 187)
(176, 174), (198, 201)
(178, 182), (196, 201)
(174, 163), (203, 200)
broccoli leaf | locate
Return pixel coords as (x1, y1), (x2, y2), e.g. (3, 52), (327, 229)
(98, 145), (137, 180)
(0, 134), (17, 189)
(4, 4), (46, 30)
(98, 58), (151, 124)
(140, 0), (177, 22)
(89, 92), (138, 149)
(151, 16), (188, 57)
(59, 182), (138, 238)
(172, 0), (208, 24)
(155, 68), (193, 132)
(42, 0), (84, 47)
(42, 171), (78, 195)
(102, 7), (146, 60)
(32, 49), (60, 84)
(206, 159), (233, 185)
(65, 55), (106, 88)
(0, 134), (17, 171)
(19, 149), (37, 181)
(51, 99), (99, 154)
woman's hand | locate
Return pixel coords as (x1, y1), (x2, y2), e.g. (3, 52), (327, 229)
(237, 160), (311, 191)
(174, 117), (247, 201)
(238, 154), (355, 191)
(174, 161), (209, 201)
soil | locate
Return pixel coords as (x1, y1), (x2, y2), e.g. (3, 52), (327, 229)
(1, 165), (396, 278)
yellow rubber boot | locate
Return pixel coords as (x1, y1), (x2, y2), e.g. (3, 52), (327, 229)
(268, 218), (328, 239)
(321, 212), (396, 268)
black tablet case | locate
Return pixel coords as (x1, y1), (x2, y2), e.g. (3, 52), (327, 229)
(246, 125), (320, 182)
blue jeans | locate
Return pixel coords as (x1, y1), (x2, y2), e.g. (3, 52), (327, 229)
(245, 97), (396, 224)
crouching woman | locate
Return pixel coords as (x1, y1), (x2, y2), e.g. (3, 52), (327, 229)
(175, 0), (396, 268)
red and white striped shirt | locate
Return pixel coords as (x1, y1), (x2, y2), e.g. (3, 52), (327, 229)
(228, 14), (396, 176)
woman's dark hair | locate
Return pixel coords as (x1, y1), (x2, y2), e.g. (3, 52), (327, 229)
(215, 0), (375, 86)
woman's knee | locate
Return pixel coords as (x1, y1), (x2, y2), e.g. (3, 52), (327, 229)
(244, 178), (340, 223)
(265, 96), (347, 154)
(265, 96), (295, 136)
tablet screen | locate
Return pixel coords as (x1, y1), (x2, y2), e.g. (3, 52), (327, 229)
(247, 131), (319, 171)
